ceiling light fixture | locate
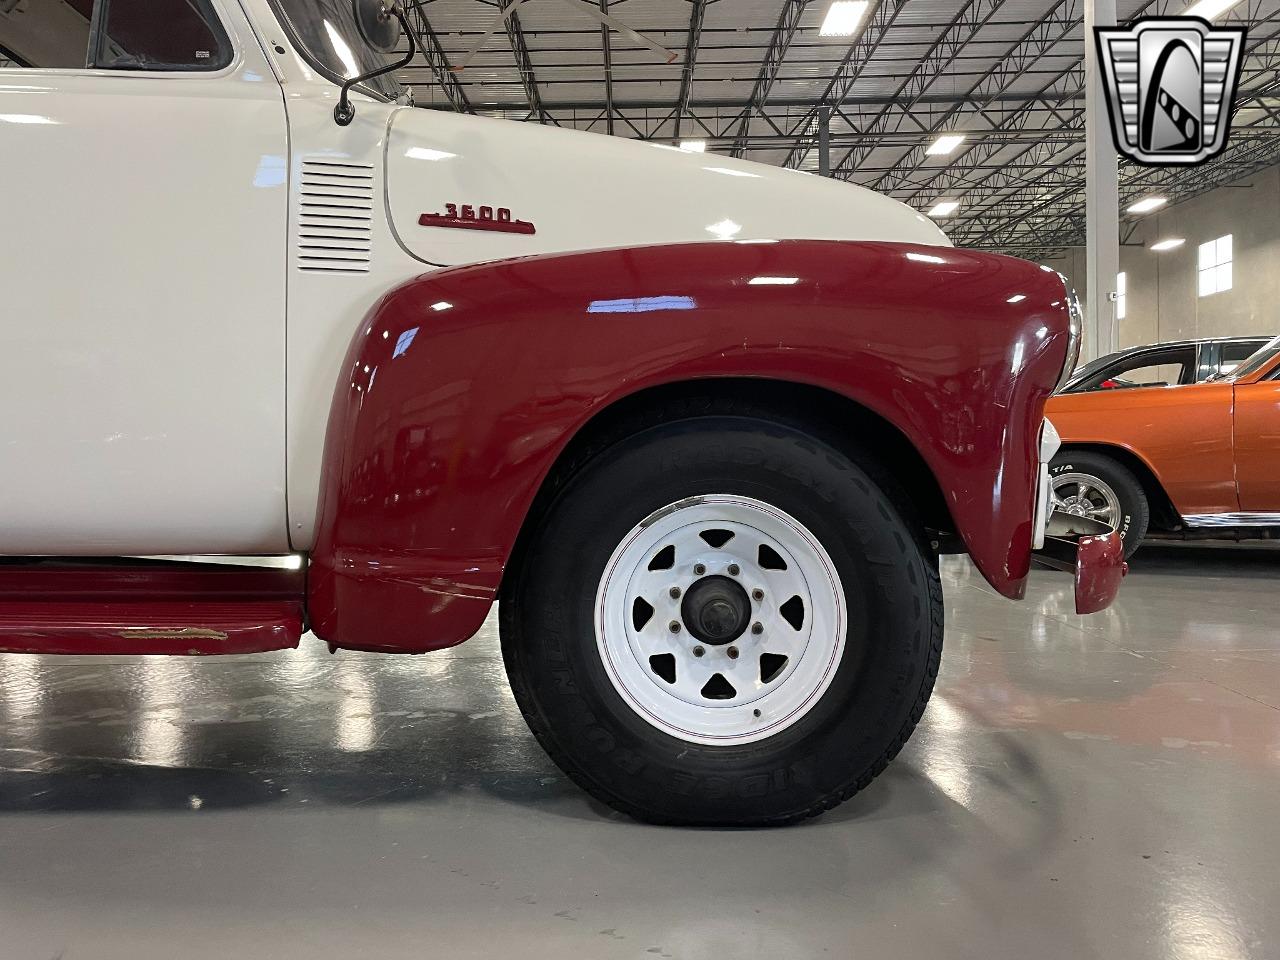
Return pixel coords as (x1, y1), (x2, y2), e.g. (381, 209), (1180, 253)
(819, 1), (870, 37)
(1126, 196), (1168, 214)
(927, 200), (960, 218)
(678, 139), (707, 153)
(1150, 238), (1185, 251)
(925, 134), (966, 156)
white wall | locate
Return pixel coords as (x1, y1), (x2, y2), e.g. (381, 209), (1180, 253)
(1038, 161), (1280, 352)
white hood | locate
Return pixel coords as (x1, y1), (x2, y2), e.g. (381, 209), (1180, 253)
(384, 108), (949, 267)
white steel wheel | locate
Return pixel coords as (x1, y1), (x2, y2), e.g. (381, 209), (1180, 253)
(500, 411), (944, 826)
(595, 495), (846, 746)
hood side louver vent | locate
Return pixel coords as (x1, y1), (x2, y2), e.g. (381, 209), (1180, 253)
(297, 159), (374, 274)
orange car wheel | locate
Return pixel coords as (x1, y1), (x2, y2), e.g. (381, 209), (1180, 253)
(1049, 451), (1150, 560)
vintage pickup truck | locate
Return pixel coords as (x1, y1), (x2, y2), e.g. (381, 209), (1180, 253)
(0, 0), (1122, 825)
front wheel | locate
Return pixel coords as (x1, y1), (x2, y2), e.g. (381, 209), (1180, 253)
(500, 416), (943, 826)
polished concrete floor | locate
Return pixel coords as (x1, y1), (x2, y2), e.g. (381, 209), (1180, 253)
(1, 544), (1278, 960)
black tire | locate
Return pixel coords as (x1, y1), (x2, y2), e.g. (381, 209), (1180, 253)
(500, 415), (943, 826)
(1049, 450), (1149, 559)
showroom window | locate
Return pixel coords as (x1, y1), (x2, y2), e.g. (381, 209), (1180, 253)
(0, 0), (230, 70)
(1115, 272), (1127, 320)
(1198, 234), (1233, 297)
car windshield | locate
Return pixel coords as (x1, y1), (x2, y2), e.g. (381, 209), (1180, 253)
(270, 0), (403, 100)
(1223, 336), (1280, 382)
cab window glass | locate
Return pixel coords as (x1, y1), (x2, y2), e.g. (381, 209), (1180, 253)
(1, 0), (229, 69)
(269, 0), (402, 100)
(93, 0), (231, 70)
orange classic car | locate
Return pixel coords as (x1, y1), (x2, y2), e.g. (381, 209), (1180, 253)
(1046, 336), (1280, 557)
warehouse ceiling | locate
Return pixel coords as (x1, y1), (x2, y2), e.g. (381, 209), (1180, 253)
(393, 0), (1280, 254)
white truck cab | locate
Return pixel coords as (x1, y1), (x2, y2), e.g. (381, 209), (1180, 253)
(0, 0), (945, 556)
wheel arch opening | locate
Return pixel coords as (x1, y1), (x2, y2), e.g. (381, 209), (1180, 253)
(501, 377), (958, 597)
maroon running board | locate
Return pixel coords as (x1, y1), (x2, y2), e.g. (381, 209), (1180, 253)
(0, 559), (305, 655)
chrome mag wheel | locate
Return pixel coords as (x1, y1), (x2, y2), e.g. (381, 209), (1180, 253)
(1051, 471), (1122, 530)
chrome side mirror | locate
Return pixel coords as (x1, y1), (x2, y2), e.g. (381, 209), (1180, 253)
(334, 0), (415, 126)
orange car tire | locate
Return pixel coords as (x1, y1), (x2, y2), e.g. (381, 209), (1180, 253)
(1049, 451), (1150, 560)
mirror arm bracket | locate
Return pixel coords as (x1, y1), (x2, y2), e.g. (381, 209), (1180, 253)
(335, 4), (416, 127)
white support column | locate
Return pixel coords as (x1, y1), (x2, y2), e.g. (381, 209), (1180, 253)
(1084, 0), (1120, 359)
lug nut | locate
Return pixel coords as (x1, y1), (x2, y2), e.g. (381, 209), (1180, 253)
(752, 589), (764, 602)
(751, 622), (763, 635)
(753, 709), (762, 718)
(669, 586), (682, 599)
(669, 620), (681, 634)
(727, 646), (739, 659)
(693, 645), (705, 657)
(727, 563), (740, 576)
(694, 563), (706, 576)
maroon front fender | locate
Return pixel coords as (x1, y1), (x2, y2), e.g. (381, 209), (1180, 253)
(309, 240), (1072, 652)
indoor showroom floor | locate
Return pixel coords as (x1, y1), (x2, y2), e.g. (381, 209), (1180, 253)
(1, 545), (1277, 960)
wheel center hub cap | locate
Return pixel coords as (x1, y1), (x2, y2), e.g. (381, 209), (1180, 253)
(681, 575), (750, 645)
